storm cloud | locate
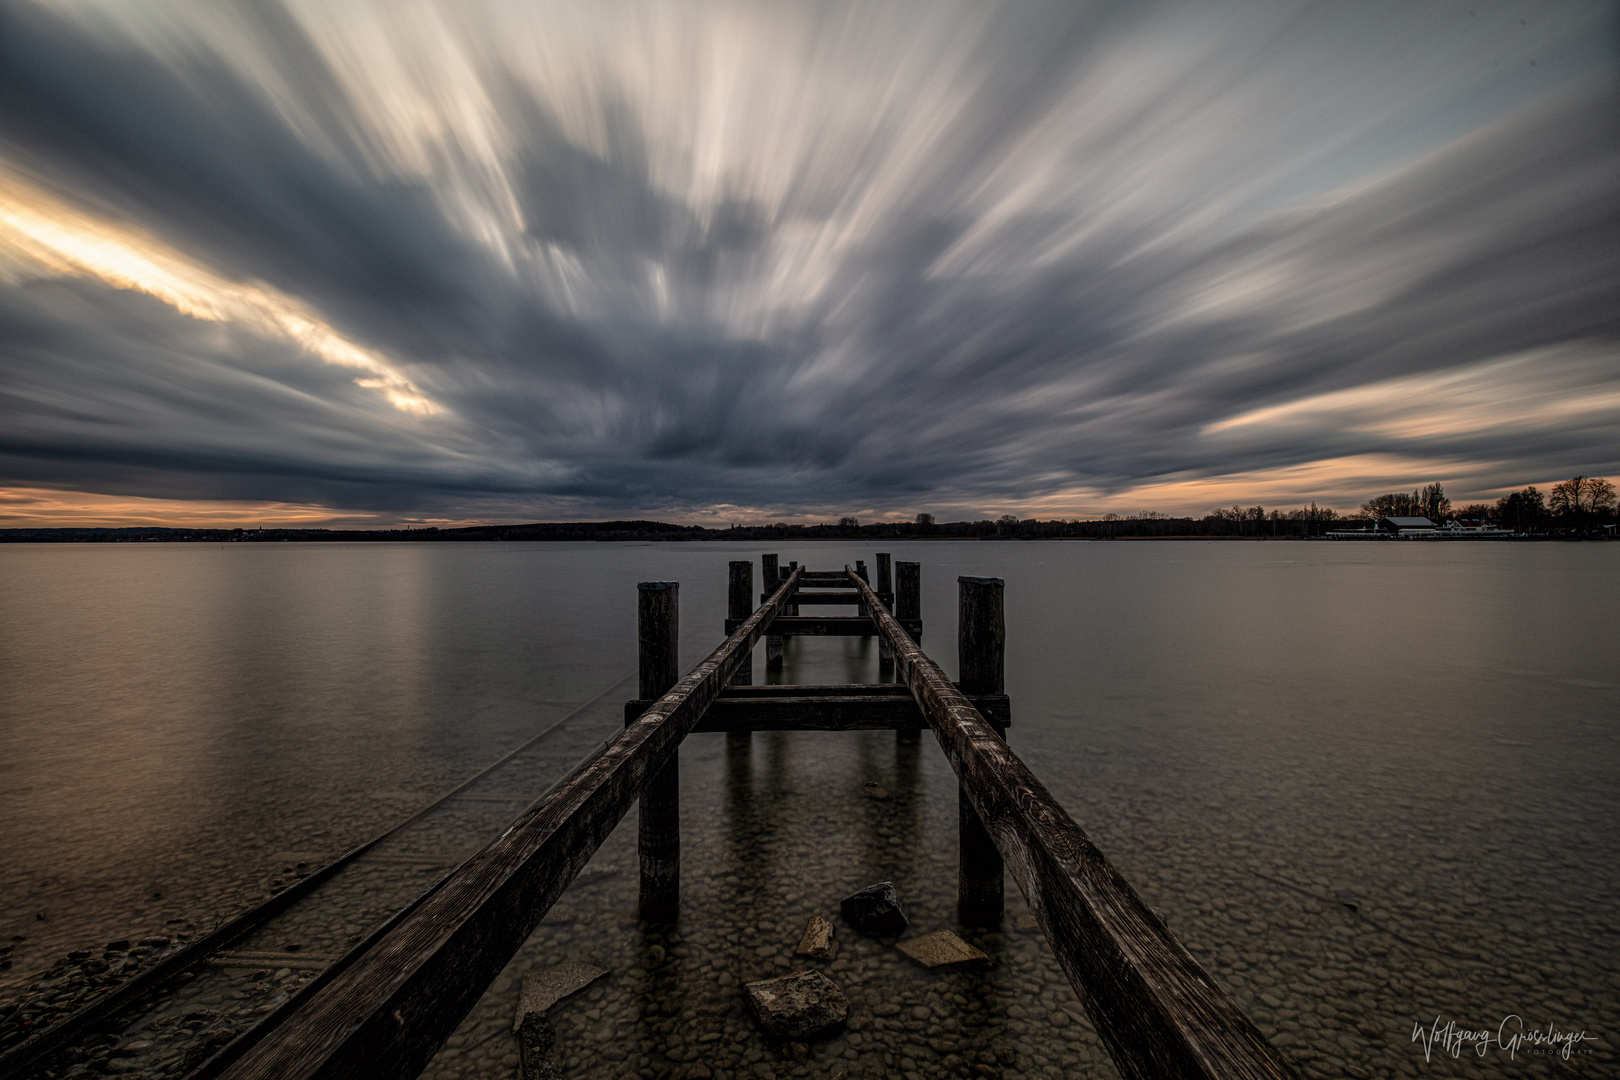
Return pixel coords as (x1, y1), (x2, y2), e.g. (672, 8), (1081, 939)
(1, 0), (1617, 523)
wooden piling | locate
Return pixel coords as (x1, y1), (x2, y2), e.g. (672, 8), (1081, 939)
(637, 581), (680, 921)
(762, 554), (783, 669)
(854, 560), (869, 617)
(894, 561), (921, 639)
(957, 576), (1006, 927)
(728, 562), (754, 687)
(894, 560), (921, 739)
(876, 553), (893, 667)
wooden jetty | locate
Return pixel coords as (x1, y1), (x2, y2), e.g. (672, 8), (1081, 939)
(212, 555), (1296, 1080)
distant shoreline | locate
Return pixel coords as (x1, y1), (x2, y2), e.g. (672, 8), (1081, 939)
(0, 522), (1587, 544)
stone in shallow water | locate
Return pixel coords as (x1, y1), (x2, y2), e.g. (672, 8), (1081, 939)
(863, 781), (890, 800)
(513, 961), (609, 1024)
(896, 929), (991, 969)
(795, 915), (836, 959)
(515, 1012), (563, 1080)
(840, 882), (908, 934)
(744, 970), (849, 1037)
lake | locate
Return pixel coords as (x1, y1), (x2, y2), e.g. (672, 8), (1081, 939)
(1, 540), (1615, 1078)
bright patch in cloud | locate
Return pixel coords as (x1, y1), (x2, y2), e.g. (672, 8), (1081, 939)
(0, 170), (440, 415)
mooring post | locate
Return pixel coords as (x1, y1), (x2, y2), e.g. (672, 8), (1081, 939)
(727, 561), (753, 686)
(957, 576), (1006, 926)
(854, 559), (870, 617)
(876, 553), (894, 669)
(895, 561), (921, 641)
(636, 581), (680, 921)
(762, 554), (783, 669)
(787, 561), (799, 615)
(895, 560), (922, 740)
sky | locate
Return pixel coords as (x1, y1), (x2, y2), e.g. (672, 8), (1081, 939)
(1, 1), (1616, 528)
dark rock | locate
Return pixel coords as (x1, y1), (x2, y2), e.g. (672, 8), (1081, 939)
(743, 970), (848, 1038)
(840, 882), (908, 934)
(516, 1012), (563, 1080)
(105, 940), (129, 952)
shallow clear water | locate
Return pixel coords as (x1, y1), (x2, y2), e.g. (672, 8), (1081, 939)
(1, 540), (1616, 1078)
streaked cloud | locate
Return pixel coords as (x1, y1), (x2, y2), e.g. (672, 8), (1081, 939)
(0, 0), (1615, 524)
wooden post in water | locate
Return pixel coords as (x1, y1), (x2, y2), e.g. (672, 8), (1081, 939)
(728, 562), (753, 686)
(762, 554), (783, 669)
(958, 576), (1006, 927)
(876, 553), (894, 670)
(637, 581), (680, 920)
(854, 560), (870, 617)
(894, 561), (921, 740)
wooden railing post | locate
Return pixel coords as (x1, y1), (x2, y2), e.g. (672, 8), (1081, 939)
(854, 560), (870, 617)
(894, 560), (921, 740)
(637, 581), (680, 921)
(762, 554), (783, 669)
(728, 561), (753, 687)
(876, 553), (894, 670)
(958, 576), (1005, 927)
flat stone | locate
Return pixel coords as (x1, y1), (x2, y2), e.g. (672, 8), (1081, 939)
(795, 916), (836, 959)
(513, 961), (609, 1027)
(896, 930), (991, 969)
(744, 970), (849, 1037)
(840, 882), (908, 934)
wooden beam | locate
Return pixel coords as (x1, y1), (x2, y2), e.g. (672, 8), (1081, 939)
(218, 570), (805, 1080)
(621, 691), (1011, 731)
(725, 615), (921, 637)
(764, 589), (862, 605)
(843, 568), (1296, 1080)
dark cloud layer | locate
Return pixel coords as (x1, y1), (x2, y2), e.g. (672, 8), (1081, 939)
(1, 1), (1617, 521)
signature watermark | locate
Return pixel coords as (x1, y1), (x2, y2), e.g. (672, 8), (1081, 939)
(1412, 1015), (1594, 1062)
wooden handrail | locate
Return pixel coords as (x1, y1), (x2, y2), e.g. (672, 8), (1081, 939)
(218, 567), (804, 1080)
(842, 567), (1296, 1080)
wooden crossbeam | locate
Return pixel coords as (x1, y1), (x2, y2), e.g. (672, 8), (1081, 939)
(621, 689), (1011, 731)
(774, 589), (862, 605)
(725, 615), (921, 637)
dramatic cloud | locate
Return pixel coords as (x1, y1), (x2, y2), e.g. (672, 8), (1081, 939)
(1, 0), (1616, 524)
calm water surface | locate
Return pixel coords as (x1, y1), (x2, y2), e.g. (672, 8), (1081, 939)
(1, 541), (1616, 1078)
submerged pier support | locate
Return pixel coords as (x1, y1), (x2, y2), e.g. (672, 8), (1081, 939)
(957, 575), (1006, 926)
(636, 581), (680, 921)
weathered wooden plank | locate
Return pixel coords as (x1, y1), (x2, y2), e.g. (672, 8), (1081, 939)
(218, 569), (804, 1080)
(843, 568), (1296, 1080)
(620, 692), (1011, 731)
(798, 571), (847, 583)
(725, 616), (921, 637)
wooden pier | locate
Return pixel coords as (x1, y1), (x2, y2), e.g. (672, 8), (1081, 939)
(212, 555), (1296, 1080)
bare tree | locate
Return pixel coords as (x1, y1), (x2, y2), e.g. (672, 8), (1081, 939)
(838, 516), (859, 529)
(914, 512), (935, 530)
(1495, 487), (1545, 532)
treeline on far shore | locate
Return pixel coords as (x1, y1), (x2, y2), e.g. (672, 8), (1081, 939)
(4, 501), (1615, 545)
(3, 476), (1613, 544)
